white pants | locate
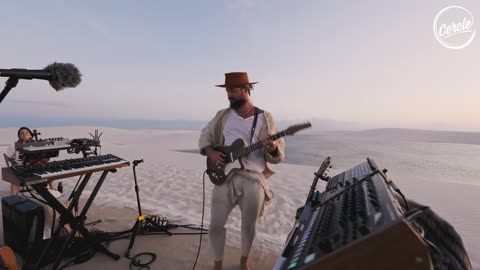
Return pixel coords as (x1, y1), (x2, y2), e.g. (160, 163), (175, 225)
(208, 172), (265, 261)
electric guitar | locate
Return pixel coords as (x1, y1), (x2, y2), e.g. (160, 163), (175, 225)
(0, 246), (19, 270)
(206, 122), (312, 185)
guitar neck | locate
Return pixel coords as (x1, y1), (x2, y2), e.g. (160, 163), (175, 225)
(237, 131), (286, 159)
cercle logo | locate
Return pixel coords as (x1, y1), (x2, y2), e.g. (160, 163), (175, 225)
(433, 6), (476, 49)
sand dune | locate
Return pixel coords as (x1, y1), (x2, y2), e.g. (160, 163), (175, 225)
(0, 126), (478, 269)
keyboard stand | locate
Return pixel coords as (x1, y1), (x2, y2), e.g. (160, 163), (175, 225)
(24, 170), (120, 270)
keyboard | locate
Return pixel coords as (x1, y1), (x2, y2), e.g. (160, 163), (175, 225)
(2, 154), (129, 186)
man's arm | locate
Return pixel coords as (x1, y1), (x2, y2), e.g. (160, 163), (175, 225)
(199, 119), (215, 156)
(199, 109), (225, 156)
(199, 110), (227, 164)
(263, 113), (285, 164)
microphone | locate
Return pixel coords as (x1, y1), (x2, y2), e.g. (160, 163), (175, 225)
(0, 62), (82, 91)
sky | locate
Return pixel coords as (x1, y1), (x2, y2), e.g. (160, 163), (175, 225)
(0, 0), (479, 131)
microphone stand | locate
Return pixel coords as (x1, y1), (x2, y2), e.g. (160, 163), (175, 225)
(125, 159), (171, 259)
(0, 77), (19, 104)
(32, 129), (41, 142)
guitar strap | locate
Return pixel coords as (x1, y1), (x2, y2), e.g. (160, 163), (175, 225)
(250, 107), (259, 144)
(239, 107), (259, 170)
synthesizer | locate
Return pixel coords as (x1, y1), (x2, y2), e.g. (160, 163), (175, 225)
(2, 154), (129, 186)
(275, 158), (432, 270)
(15, 137), (73, 156)
(15, 137), (70, 151)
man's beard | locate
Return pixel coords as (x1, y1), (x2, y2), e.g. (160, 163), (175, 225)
(229, 98), (246, 109)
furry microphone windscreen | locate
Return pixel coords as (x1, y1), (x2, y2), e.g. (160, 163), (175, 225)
(44, 62), (82, 91)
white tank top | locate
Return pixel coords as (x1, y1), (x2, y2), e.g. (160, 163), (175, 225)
(223, 110), (266, 173)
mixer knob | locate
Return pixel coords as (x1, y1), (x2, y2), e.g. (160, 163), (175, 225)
(359, 225), (370, 236)
(318, 239), (334, 253)
(370, 200), (381, 210)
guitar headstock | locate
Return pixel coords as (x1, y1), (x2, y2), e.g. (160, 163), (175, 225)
(317, 156), (331, 181)
(285, 122), (312, 135)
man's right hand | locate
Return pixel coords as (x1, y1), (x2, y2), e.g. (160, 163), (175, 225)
(205, 147), (226, 166)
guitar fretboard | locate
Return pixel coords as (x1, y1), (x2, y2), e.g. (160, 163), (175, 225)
(234, 131), (286, 159)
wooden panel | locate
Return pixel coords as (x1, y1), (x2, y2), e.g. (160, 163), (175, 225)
(1, 167), (22, 186)
(298, 220), (432, 270)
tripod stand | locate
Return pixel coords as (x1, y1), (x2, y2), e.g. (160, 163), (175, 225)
(125, 159), (172, 259)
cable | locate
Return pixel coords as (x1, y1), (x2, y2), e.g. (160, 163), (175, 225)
(69, 175), (83, 200)
(389, 182), (410, 211)
(404, 206), (430, 220)
(51, 203), (56, 237)
(24, 185), (49, 205)
(404, 206), (448, 266)
(178, 225), (208, 231)
(57, 247), (96, 270)
(405, 206), (468, 269)
(68, 175), (84, 216)
(125, 251), (157, 270)
(51, 164), (210, 270)
(192, 170), (207, 270)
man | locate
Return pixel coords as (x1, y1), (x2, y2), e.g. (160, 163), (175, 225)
(199, 72), (285, 270)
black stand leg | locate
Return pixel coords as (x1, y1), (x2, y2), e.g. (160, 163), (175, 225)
(28, 174), (93, 270)
(26, 171), (120, 270)
(133, 160), (143, 217)
(125, 218), (141, 258)
(125, 160), (171, 258)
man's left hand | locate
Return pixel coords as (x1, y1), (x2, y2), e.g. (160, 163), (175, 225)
(261, 138), (277, 154)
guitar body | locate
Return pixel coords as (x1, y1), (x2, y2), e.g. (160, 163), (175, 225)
(206, 139), (245, 185)
(0, 246), (19, 270)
